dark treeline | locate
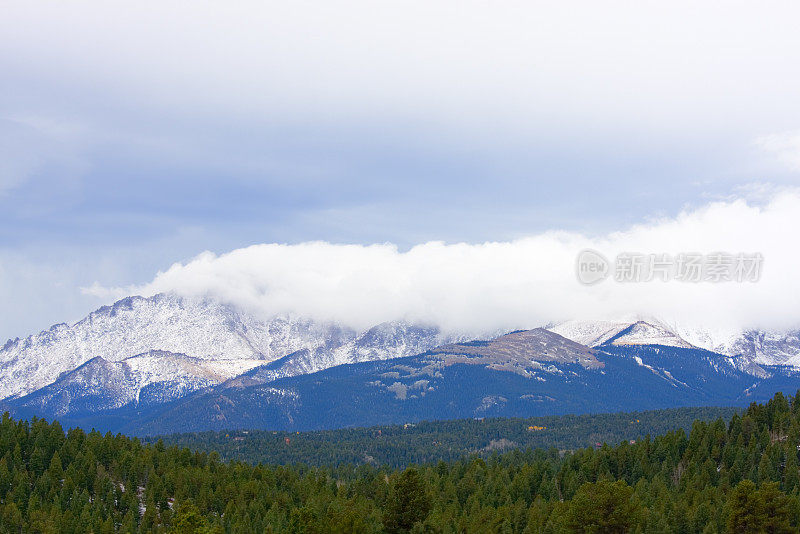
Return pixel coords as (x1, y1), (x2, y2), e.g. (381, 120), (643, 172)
(1, 394), (800, 532)
(148, 406), (738, 468)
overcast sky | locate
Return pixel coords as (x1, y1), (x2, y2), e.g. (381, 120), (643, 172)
(2, 1), (800, 340)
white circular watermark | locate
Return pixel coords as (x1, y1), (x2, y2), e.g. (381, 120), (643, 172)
(576, 249), (610, 285)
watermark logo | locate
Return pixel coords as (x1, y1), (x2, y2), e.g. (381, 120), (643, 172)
(576, 250), (763, 285)
(576, 249), (611, 285)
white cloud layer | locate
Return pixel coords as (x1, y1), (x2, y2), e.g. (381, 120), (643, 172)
(756, 131), (800, 172)
(86, 189), (800, 335)
(4, 1), (800, 136)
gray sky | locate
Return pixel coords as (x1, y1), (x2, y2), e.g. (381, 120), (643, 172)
(2, 1), (800, 340)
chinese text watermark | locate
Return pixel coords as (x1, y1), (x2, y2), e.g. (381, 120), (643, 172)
(576, 250), (763, 285)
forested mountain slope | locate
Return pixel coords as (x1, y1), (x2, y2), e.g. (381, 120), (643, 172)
(3, 393), (800, 532)
(150, 405), (738, 468)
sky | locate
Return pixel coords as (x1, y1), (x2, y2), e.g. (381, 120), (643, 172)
(2, 1), (800, 340)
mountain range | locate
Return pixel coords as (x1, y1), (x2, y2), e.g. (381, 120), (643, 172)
(2, 293), (799, 434)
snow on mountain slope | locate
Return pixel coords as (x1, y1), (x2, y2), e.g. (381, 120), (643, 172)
(606, 321), (696, 349)
(546, 318), (790, 376)
(604, 321), (771, 377)
(0, 293), (355, 400)
(123, 351), (265, 400)
(546, 318), (694, 349)
(9, 350), (266, 417)
(723, 330), (800, 367)
(6, 287), (800, 424)
(546, 320), (631, 347)
(223, 321), (465, 387)
(655, 322), (800, 369)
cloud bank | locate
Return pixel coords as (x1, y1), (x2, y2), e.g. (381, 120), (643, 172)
(86, 190), (800, 335)
(756, 131), (800, 172)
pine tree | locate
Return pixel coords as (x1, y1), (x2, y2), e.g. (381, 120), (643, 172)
(727, 480), (764, 533)
(170, 501), (209, 533)
(758, 482), (793, 534)
(383, 468), (431, 534)
(564, 480), (640, 534)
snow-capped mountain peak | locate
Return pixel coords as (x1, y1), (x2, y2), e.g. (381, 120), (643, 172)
(5, 294), (800, 434)
(221, 320), (466, 388)
(0, 293), (354, 400)
(546, 317), (695, 348)
(546, 317), (800, 374)
(605, 320), (696, 349)
(545, 319), (632, 347)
